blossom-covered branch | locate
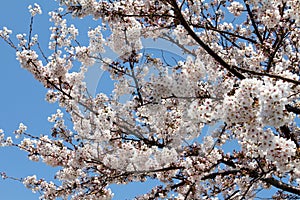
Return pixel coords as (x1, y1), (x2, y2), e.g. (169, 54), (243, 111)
(1, 0), (300, 199)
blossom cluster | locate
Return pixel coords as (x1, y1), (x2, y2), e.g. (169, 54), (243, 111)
(227, 2), (244, 16)
(28, 3), (42, 17)
(0, 27), (12, 40)
(1, 0), (300, 199)
(15, 123), (27, 136)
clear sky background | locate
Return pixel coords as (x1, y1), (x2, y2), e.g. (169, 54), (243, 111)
(0, 1), (161, 199)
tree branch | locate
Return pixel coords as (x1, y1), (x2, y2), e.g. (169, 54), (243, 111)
(167, 0), (246, 80)
(285, 104), (300, 115)
(244, 1), (264, 44)
(235, 66), (300, 85)
(262, 177), (300, 196)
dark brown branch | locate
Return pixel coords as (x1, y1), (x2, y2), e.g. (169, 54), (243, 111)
(285, 104), (300, 114)
(201, 166), (300, 196)
(262, 177), (300, 196)
(167, 0), (246, 80)
(184, 183), (194, 200)
(244, 1), (264, 44)
(225, 190), (240, 200)
(280, 125), (300, 148)
(129, 59), (144, 106)
(171, 180), (186, 190)
(201, 170), (241, 180)
(235, 66), (300, 85)
(203, 25), (258, 44)
(266, 31), (288, 72)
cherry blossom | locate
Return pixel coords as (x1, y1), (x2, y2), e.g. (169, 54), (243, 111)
(28, 3), (42, 17)
(227, 1), (244, 16)
(1, 0), (300, 199)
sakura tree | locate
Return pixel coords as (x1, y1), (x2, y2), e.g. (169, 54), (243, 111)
(1, 0), (300, 199)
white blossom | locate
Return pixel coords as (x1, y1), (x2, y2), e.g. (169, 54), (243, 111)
(228, 2), (244, 16)
(1, 0), (300, 199)
(0, 27), (12, 40)
(15, 123), (27, 137)
(28, 3), (42, 17)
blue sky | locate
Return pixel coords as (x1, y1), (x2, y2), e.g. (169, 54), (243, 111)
(0, 1), (154, 199)
(0, 1), (57, 199)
